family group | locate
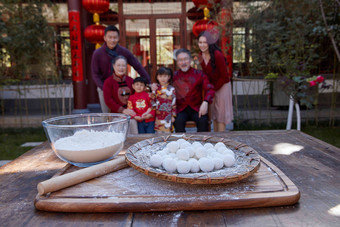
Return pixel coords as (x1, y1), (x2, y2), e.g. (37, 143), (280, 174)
(91, 25), (233, 134)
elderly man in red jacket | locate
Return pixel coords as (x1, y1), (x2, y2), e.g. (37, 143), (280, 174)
(173, 48), (215, 132)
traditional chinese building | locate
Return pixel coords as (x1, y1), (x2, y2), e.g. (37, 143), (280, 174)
(1, 0), (338, 127)
(0, 1), (258, 114)
(47, 0), (247, 112)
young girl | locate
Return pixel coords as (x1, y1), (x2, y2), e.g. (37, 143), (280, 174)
(151, 67), (176, 133)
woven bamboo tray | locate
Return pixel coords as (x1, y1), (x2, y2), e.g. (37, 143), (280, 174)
(125, 134), (261, 184)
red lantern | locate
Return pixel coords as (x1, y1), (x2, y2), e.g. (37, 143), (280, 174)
(100, 9), (118, 25)
(82, 0), (110, 14)
(84, 24), (105, 46)
(192, 0), (221, 9)
(186, 7), (204, 21)
(192, 19), (218, 37)
(82, 0), (109, 49)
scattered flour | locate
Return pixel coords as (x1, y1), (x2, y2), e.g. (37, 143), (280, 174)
(53, 130), (124, 163)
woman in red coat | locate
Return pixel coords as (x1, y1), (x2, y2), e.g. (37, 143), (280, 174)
(197, 32), (233, 132)
(103, 55), (138, 134)
(103, 56), (134, 115)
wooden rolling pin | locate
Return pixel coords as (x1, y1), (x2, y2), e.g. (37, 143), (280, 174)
(37, 155), (128, 195)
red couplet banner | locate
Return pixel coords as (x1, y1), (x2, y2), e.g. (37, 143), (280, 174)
(68, 11), (84, 82)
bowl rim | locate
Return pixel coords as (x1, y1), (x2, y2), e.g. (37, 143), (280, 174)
(42, 113), (130, 128)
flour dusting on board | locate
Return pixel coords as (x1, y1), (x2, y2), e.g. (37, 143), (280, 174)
(68, 167), (256, 201)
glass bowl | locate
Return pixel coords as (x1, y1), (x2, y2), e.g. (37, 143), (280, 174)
(42, 113), (130, 167)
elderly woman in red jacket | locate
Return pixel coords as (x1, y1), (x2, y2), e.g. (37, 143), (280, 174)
(103, 55), (138, 134)
(197, 31), (233, 132)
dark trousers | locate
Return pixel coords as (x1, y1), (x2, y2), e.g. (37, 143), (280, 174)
(137, 120), (155, 134)
(174, 106), (209, 132)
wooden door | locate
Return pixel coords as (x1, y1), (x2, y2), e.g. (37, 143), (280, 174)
(123, 16), (181, 81)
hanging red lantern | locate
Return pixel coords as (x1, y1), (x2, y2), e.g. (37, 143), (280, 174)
(192, 19), (218, 37)
(192, 0), (221, 9)
(192, 7), (218, 37)
(82, 0), (110, 14)
(84, 24), (106, 48)
(100, 9), (118, 25)
(186, 7), (204, 21)
(82, 0), (109, 49)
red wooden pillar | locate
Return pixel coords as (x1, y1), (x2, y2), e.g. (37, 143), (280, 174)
(67, 0), (89, 113)
(82, 8), (99, 110)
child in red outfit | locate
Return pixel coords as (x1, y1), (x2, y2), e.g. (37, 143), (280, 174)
(128, 77), (155, 133)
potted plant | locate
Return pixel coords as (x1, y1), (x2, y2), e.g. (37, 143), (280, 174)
(265, 73), (327, 130)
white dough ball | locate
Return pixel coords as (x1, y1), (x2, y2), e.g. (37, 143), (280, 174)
(157, 150), (167, 157)
(176, 160), (191, 174)
(226, 148), (235, 155)
(167, 141), (180, 153)
(195, 147), (207, 159)
(192, 141), (203, 148)
(176, 149), (190, 160)
(223, 154), (236, 167)
(206, 148), (216, 155)
(203, 143), (214, 150)
(220, 148), (235, 157)
(210, 151), (222, 159)
(162, 154), (171, 160)
(162, 148), (170, 154)
(176, 138), (187, 144)
(187, 147), (195, 158)
(180, 141), (191, 149)
(212, 157), (224, 170)
(226, 152), (235, 159)
(162, 158), (177, 173)
(150, 154), (163, 167)
(188, 158), (200, 173)
(214, 142), (226, 150)
(199, 157), (214, 172)
(169, 153), (176, 158)
(217, 146), (227, 153)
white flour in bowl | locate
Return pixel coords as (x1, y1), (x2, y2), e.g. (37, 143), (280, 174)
(53, 130), (124, 163)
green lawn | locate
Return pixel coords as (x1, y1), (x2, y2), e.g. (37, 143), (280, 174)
(0, 128), (47, 160)
(301, 126), (340, 148)
(0, 126), (339, 160)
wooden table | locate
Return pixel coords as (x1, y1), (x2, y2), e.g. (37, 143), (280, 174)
(1, 130), (339, 226)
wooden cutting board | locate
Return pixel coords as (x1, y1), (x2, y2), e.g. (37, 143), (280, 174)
(34, 156), (300, 212)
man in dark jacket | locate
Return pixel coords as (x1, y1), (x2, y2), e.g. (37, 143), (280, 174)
(91, 25), (150, 113)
